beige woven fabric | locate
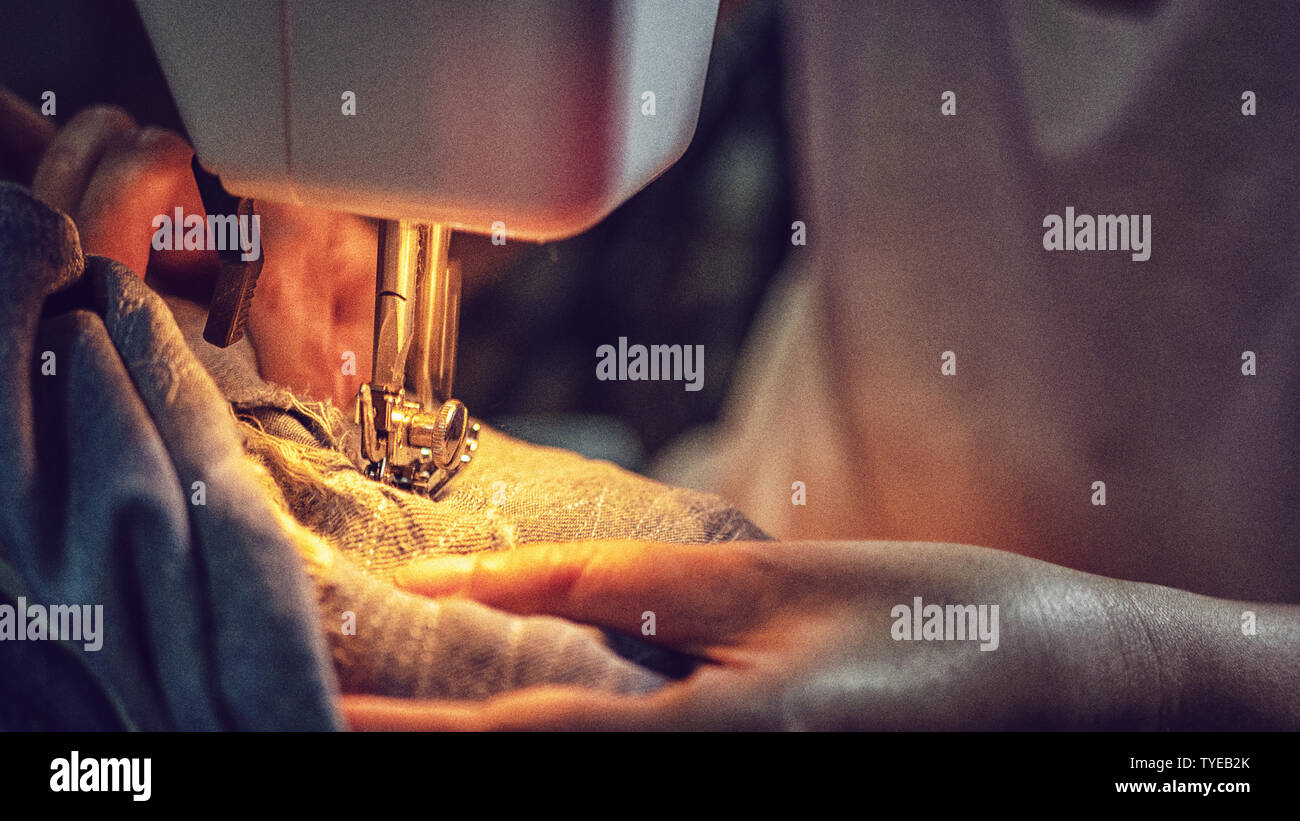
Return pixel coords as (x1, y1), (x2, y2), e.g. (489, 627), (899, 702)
(240, 410), (768, 699)
(171, 296), (768, 699)
(256, 419), (768, 580)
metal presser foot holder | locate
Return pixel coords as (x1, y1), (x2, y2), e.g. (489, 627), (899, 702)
(355, 220), (478, 496)
(192, 159), (476, 497)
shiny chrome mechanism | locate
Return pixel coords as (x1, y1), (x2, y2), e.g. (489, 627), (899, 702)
(356, 220), (477, 494)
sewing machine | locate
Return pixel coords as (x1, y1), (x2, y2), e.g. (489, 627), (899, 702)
(135, 0), (719, 493)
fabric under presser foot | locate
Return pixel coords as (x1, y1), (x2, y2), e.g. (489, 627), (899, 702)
(168, 296), (757, 696)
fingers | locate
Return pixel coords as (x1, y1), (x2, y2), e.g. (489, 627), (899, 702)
(395, 540), (776, 646)
(244, 201), (378, 408)
(32, 105), (137, 215)
(74, 124), (200, 277)
(30, 104), (213, 280)
(342, 685), (690, 731)
(0, 86), (56, 185)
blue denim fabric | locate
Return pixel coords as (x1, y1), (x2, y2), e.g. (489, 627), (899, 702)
(0, 182), (342, 730)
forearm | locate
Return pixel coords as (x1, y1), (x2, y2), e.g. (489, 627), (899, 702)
(1121, 580), (1300, 730)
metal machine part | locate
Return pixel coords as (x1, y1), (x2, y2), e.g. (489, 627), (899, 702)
(192, 159), (476, 496)
(355, 220), (478, 495)
(191, 157), (263, 348)
(146, 0), (721, 496)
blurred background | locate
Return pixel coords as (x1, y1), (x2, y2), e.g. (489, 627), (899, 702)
(0, 0), (793, 472)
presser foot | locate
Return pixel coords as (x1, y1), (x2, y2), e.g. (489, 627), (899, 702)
(355, 383), (479, 495)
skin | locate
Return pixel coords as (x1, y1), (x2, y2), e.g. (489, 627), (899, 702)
(350, 540), (1299, 731)
(1, 86), (375, 410)
(3, 88), (1296, 731)
(0, 86), (517, 410)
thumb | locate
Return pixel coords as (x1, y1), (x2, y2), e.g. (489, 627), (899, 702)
(395, 540), (769, 646)
(342, 686), (690, 731)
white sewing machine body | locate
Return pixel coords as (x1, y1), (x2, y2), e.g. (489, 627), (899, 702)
(135, 0), (719, 241)
(135, 0), (718, 495)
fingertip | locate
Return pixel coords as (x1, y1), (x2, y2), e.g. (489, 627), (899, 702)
(133, 125), (193, 160)
(341, 686), (684, 732)
(31, 105), (138, 215)
(476, 685), (688, 731)
(71, 104), (136, 132)
(341, 694), (485, 732)
(75, 127), (198, 276)
(394, 552), (479, 597)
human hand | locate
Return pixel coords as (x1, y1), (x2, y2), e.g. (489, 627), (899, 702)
(342, 539), (1172, 730)
(0, 86), (374, 409)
